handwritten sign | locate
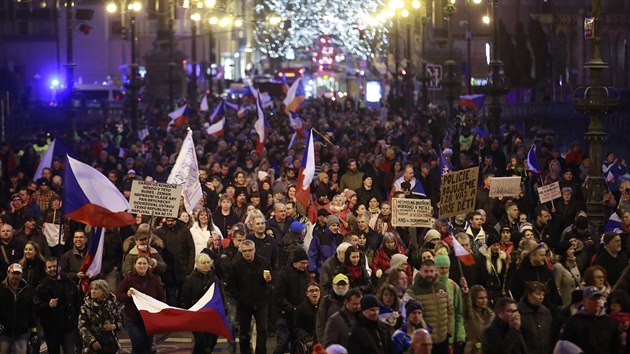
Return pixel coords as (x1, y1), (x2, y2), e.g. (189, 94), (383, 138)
(538, 181), (562, 204)
(489, 177), (522, 197)
(439, 167), (479, 219)
(129, 180), (182, 218)
(391, 198), (433, 228)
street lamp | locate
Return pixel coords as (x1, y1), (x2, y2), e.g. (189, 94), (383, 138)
(443, 2), (458, 118)
(482, 0), (507, 136)
(571, 0), (618, 231)
(464, 0), (482, 94)
(107, 0), (143, 131)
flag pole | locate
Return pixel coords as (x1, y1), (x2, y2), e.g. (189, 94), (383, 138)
(457, 258), (464, 280)
(311, 128), (334, 146)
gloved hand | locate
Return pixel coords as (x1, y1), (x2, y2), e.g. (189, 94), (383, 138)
(29, 332), (39, 346)
(376, 269), (383, 278)
(0, 324), (5, 335)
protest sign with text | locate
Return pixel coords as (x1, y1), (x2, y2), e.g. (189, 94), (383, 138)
(392, 198), (433, 228)
(129, 180), (182, 218)
(537, 181), (562, 204)
(439, 167), (479, 219)
(489, 176), (522, 197)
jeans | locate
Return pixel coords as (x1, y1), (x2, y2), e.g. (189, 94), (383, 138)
(191, 332), (218, 354)
(0, 333), (28, 354)
(43, 328), (76, 354)
(125, 321), (153, 354)
(273, 317), (294, 354)
(237, 305), (268, 354)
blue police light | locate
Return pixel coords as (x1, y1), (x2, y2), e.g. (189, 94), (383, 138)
(50, 78), (60, 89)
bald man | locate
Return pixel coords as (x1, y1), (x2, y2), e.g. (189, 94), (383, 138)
(410, 329), (433, 354)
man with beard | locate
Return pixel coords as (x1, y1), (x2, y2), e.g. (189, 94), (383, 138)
(347, 294), (393, 354)
(315, 274), (350, 342)
(35, 257), (81, 354)
(404, 259), (453, 354)
(0, 263), (38, 354)
(0, 224), (26, 281)
(340, 159), (364, 192)
(482, 297), (527, 354)
(323, 288), (362, 348)
(594, 232), (628, 286)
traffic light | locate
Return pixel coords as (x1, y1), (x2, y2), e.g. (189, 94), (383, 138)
(79, 23), (92, 35)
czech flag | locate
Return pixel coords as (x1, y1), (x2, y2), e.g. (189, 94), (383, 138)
(168, 104), (191, 130)
(205, 117), (225, 137)
(439, 146), (453, 177)
(604, 212), (622, 233)
(34, 138), (73, 180)
(458, 94), (485, 110)
(526, 144), (539, 174)
(79, 227), (105, 292)
(209, 101), (226, 124)
(133, 282), (234, 342)
(283, 78), (305, 115)
(452, 235), (475, 266)
(63, 155), (135, 227)
(295, 129), (315, 211)
(254, 91), (268, 156)
(289, 112), (307, 139)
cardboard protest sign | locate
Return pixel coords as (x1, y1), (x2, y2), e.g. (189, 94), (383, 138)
(489, 176), (522, 197)
(392, 198), (433, 228)
(439, 167), (479, 219)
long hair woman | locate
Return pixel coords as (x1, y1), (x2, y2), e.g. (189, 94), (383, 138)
(79, 280), (122, 354)
(116, 255), (165, 354)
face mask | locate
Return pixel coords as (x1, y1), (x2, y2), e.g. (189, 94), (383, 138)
(333, 287), (348, 297)
(137, 244), (148, 251)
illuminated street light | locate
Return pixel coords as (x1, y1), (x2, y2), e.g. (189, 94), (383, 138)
(269, 16), (282, 26)
(209, 16), (218, 25)
(190, 12), (201, 21)
(482, 15), (490, 24)
(106, 2), (117, 13)
(412, 0), (421, 8)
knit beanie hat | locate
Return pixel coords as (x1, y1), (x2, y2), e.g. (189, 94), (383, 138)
(405, 299), (424, 314)
(435, 253), (451, 268)
(360, 294), (380, 310)
(327, 215), (340, 227)
(292, 248), (308, 263)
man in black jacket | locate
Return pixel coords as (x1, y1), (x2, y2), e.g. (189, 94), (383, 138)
(228, 240), (272, 354)
(482, 297), (527, 354)
(35, 257), (81, 354)
(272, 248), (310, 354)
(155, 217), (195, 306)
(0, 263), (38, 354)
(347, 294), (393, 354)
(560, 286), (620, 354)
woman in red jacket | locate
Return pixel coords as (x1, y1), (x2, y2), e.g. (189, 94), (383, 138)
(372, 232), (408, 280)
(116, 254), (165, 354)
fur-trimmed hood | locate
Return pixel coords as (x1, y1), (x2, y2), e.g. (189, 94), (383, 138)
(123, 234), (164, 253)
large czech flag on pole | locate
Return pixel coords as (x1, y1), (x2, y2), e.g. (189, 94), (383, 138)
(64, 155), (135, 227)
(133, 282), (234, 342)
(295, 129), (315, 211)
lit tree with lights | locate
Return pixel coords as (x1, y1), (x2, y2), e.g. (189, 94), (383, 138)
(253, 0), (389, 62)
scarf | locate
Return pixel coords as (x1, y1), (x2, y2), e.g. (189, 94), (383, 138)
(346, 263), (362, 284)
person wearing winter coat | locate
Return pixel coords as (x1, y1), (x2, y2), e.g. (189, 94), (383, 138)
(226, 240), (272, 354)
(272, 248), (311, 354)
(479, 233), (508, 303)
(116, 255), (165, 354)
(154, 217), (195, 306)
(122, 223), (166, 277)
(462, 285), (494, 354)
(35, 258), (81, 354)
(315, 273), (349, 343)
(180, 253), (222, 354)
(552, 241), (581, 308)
(372, 232), (408, 280)
(481, 297), (527, 354)
(0, 263), (38, 354)
(294, 282), (321, 348)
(308, 216), (342, 278)
(391, 300), (432, 354)
(337, 246), (372, 295)
(319, 242), (350, 297)
(347, 294), (394, 354)
(434, 253), (466, 348)
(517, 281), (552, 354)
(78, 280), (122, 354)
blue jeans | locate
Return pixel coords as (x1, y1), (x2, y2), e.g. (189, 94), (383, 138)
(0, 333), (28, 354)
(273, 317), (294, 354)
(124, 321), (153, 354)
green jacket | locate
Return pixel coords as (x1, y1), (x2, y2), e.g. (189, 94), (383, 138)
(439, 276), (466, 343)
(405, 278), (454, 344)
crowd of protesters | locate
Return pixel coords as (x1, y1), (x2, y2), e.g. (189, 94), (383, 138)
(0, 93), (629, 354)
